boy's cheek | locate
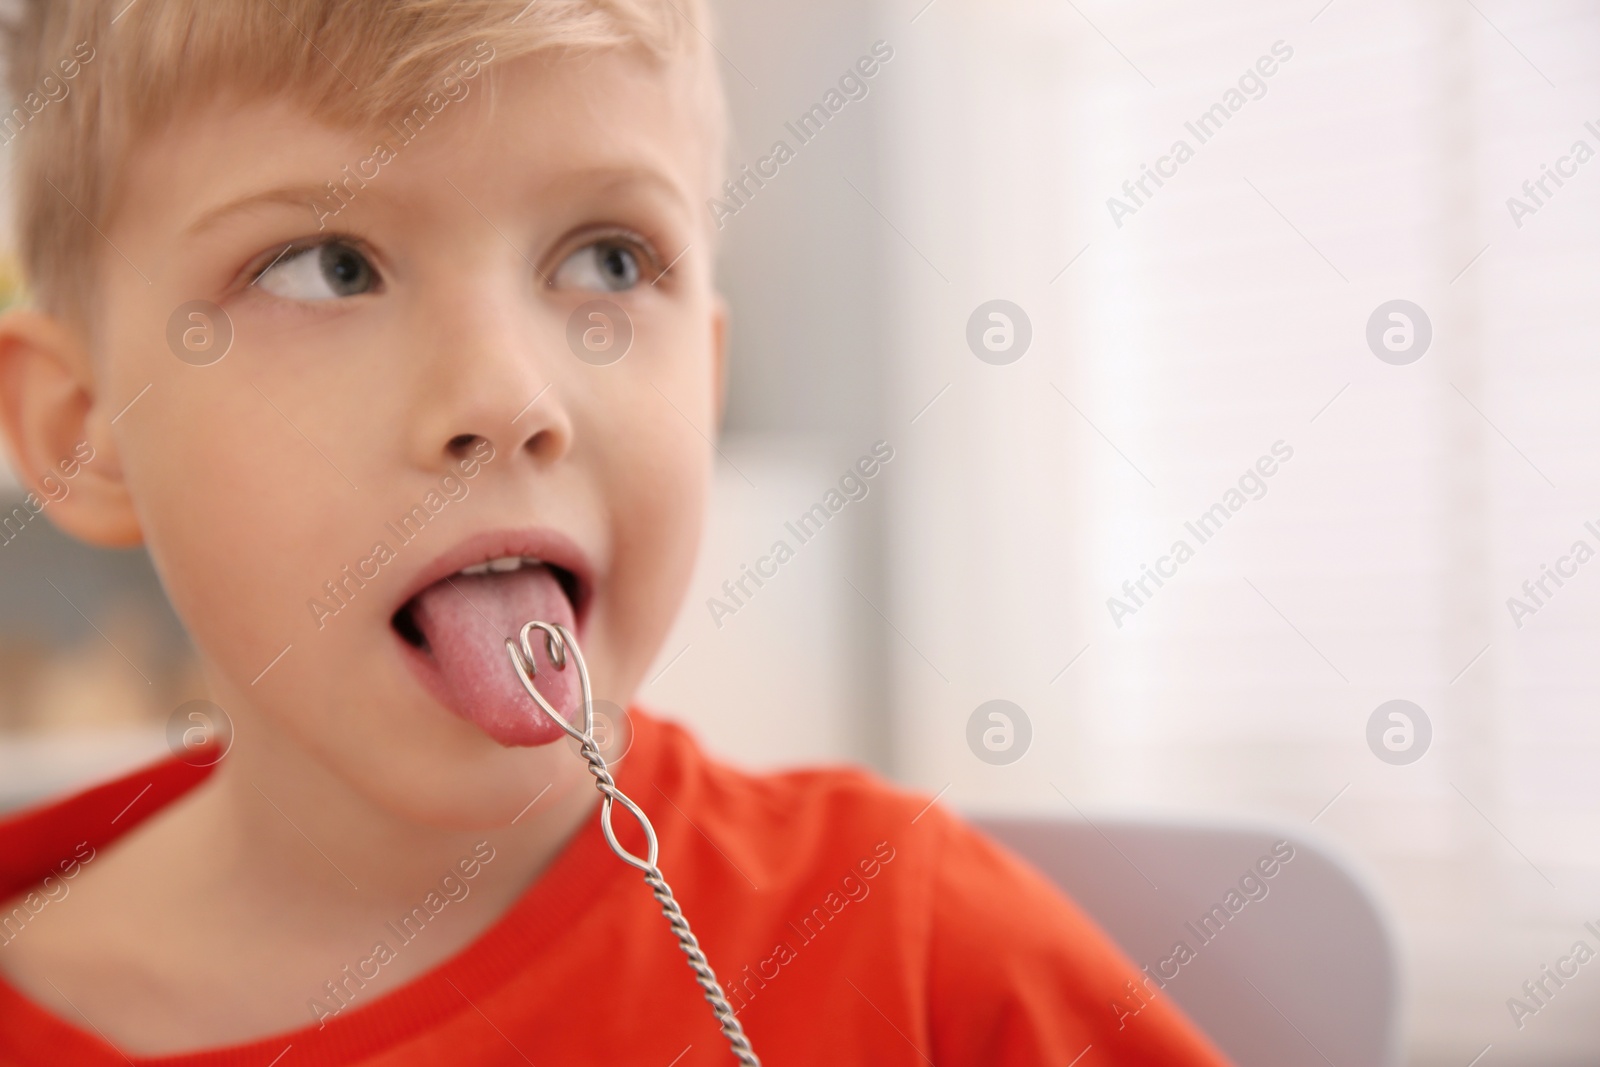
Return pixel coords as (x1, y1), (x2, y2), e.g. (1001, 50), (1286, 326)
(124, 395), (371, 665)
(596, 401), (712, 685)
(439, 473), (469, 501)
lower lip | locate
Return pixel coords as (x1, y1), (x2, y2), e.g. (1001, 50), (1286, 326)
(392, 621), (577, 748)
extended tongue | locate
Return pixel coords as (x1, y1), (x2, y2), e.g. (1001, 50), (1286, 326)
(408, 566), (579, 746)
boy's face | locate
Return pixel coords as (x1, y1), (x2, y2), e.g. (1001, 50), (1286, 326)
(75, 48), (724, 824)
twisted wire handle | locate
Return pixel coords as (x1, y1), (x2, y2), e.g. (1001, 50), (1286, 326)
(507, 622), (762, 1067)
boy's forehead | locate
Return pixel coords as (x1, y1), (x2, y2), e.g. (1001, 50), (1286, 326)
(128, 49), (711, 237)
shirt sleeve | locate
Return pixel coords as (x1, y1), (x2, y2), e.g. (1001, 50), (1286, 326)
(924, 811), (1236, 1067)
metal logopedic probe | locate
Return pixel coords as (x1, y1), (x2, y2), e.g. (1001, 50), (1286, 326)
(505, 621), (762, 1067)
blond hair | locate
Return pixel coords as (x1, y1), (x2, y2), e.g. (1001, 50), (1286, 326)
(1, 0), (724, 325)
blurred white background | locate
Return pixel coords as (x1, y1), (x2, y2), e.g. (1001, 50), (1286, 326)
(4, 1), (1599, 1064)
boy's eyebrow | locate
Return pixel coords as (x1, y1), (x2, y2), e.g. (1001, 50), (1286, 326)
(184, 167), (697, 240)
(185, 185), (340, 236)
(576, 165), (692, 203)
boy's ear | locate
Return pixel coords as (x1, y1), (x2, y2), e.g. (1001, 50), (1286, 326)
(0, 308), (144, 547)
(710, 292), (729, 428)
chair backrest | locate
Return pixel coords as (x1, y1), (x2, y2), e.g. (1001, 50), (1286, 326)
(970, 814), (1400, 1067)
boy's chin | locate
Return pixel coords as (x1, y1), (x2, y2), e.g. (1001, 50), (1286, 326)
(295, 709), (588, 832)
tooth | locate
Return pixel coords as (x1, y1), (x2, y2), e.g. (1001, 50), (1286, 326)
(489, 556), (521, 572)
(460, 563), (490, 576)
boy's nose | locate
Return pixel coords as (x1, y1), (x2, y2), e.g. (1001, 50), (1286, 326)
(437, 381), (572, 469)
(401, 294), (574, 472)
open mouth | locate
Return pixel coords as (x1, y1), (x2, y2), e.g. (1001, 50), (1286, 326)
(391, 552), (586, 747)
(391, 556), (581, 655)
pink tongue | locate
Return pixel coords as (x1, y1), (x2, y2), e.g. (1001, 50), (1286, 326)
(408, 566), (580, 746)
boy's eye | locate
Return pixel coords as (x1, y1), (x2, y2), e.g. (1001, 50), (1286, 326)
(255, 241), (378, 301)
(552, 239), (647, 292)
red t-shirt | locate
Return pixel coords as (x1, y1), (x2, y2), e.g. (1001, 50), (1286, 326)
(0, 709), (1232, 1066)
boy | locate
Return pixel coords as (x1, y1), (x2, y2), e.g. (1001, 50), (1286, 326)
(0, 1), (1233, 1063)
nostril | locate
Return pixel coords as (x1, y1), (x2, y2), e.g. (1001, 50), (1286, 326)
(520, 427), (568, 465)
(447, 434), (478, 456)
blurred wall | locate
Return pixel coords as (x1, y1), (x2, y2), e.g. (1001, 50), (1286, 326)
(647, 0), (898, 770)
(869, 2), (1600, 1065)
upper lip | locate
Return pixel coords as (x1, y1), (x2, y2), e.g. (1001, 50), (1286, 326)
(391, 527), (593, 628)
